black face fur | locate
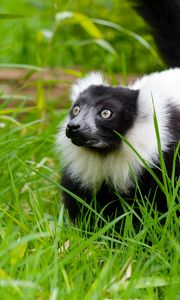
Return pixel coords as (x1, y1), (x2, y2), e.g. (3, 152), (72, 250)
(66, 85), (139, 152)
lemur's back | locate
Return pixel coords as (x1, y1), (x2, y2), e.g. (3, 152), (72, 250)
(131, 0), (180, 67)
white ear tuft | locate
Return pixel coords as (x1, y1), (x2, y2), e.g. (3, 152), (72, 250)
(70, 72), (108, 103)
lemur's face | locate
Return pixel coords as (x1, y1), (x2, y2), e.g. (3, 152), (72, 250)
(66, 85), (138, 152)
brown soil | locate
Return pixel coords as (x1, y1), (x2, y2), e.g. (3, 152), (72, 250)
(0, 68), (138, 109)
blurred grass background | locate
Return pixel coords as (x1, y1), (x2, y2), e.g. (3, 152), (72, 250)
(0, 0), (164, 74)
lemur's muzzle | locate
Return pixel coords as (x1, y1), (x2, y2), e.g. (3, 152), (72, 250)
(66, 120), (113, 149)
(66, 122), (80, 135)
(66, 121), (88, 146)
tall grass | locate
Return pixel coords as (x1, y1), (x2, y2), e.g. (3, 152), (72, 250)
(0, 94), (179, 299)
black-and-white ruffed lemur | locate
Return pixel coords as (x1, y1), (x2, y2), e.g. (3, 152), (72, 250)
(56, 0), (180, 225)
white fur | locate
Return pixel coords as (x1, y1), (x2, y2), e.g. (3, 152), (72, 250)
(70, 72), (108, 102)
(56, 69), (180, 193)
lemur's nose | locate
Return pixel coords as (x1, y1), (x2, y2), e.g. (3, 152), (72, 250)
(66, 122), (81, 137)
(67, 122), (80, 131)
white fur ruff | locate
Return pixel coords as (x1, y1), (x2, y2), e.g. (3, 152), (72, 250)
(56, 69), (180, 193)
(70, 72), (108, 103)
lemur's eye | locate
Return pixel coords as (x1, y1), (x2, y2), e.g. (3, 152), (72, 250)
(72, 105), (80, 116)
(100, 109), (112, 119)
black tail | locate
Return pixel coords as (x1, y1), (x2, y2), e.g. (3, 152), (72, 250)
(131, 0), (180, 67)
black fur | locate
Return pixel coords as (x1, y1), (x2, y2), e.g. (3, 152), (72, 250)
(66, 85), (139, 152)
(60, 1), (180, 226)
(62, 102), (180, 223)
(131, 0), (180, 67)
(62, 142), (179, 224)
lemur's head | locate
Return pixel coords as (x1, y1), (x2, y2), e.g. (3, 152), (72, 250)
(66, 73), (139, 152)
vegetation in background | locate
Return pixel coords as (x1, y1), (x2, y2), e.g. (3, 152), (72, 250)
(0, 1), (179, 299)
(0, 0), (164, 74)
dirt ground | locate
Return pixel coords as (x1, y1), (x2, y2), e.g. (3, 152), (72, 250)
(0, 68), (137, 109)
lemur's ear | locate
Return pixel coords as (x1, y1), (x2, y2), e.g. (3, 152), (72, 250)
(70, 72), (109, 103)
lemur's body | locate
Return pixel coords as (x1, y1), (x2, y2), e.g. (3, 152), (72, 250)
(56, 0), (180, 222)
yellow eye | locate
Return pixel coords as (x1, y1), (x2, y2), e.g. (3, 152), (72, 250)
(100, 109), (112, 119)
(72, 105), (80, 116)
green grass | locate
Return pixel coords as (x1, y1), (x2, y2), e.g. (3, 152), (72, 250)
(0, 0), (164, 73)
(0, 97), (179, 300)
